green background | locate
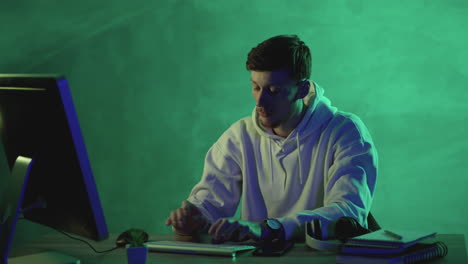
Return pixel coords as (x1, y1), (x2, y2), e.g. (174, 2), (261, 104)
(2, 0), (467, 254)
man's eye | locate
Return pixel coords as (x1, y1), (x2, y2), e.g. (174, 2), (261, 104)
(252, 86), (279, 95)
(269, 87), (279, 94)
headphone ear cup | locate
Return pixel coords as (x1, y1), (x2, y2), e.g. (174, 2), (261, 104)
(305, 221), (343, 251)
(313, 219), (322, 240)
(335, 217), (371, 242)
(305, 217), (373, 251)
(308, 221), (315, 238)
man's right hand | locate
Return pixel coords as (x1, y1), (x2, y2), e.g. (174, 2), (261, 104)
(165, 200), (209, 235)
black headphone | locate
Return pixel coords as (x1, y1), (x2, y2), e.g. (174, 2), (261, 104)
(333, 216), (371, 242)
(305, 216), (371, 251)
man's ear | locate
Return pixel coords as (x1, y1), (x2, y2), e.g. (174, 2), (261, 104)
(296, 80), (310, 100)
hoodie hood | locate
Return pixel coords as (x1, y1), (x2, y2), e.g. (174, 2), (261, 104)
(252, 81), (337, 185)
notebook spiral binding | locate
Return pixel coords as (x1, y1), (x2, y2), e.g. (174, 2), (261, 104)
(403, 241), (448, 263)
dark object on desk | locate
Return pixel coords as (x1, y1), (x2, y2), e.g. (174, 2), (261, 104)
(116, 228), (149, 248)
(334, 216), (372, 243)
(253, 240), (295, 256)
(305, 216), (375, 251)
(367, 211), (381, 232)
(307, 217), (371, 243)
(0, 74), (109, 264)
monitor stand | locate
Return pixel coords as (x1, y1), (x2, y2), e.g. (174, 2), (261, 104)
(0, 156), (80, 264)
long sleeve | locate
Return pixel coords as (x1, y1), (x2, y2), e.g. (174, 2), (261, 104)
(277, 116), (378, 241)
(186, 138), (243, 225)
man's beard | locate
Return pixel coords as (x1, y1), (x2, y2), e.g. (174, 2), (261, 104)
(260, 116), (281, 128)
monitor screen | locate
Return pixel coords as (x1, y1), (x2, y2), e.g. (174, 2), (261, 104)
(0, 74), (108, 243)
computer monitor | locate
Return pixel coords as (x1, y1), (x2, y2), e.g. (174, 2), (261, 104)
(0, 74), (109, 263)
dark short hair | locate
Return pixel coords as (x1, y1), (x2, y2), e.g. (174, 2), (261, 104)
(246, 34), (311, 82)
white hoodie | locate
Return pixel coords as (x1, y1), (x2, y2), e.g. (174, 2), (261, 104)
(187, 81), (378, 241)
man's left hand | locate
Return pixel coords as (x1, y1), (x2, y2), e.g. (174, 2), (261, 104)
(208, 218), (269, 243)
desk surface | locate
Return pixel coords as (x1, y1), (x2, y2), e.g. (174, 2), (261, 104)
(11, 233), (467, 264)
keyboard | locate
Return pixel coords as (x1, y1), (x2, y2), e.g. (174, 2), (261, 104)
(146, 240), (257, 257)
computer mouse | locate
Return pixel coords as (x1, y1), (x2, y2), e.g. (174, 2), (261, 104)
(116, 228), (149, 248)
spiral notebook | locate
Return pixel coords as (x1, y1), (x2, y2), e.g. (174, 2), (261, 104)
(336, 241), (448, 264)
(344, 229), (437, 249)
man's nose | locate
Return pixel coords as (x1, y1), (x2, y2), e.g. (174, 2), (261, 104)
(257, 88), (269, 107)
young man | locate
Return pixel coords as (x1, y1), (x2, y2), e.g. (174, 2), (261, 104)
(165, 34), (378, 244)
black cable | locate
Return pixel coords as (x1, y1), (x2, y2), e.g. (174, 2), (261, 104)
(55, 229), (119, 253)
(17, 217), (119, 253)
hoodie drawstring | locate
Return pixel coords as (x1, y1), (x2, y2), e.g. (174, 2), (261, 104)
(296, 131), (303, 185)
(269, 130), (304, 187)
(269, 138), (273, 186)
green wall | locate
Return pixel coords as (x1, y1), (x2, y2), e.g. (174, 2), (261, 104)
(2, 0), (467, 254)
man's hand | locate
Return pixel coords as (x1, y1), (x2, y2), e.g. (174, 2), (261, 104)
(165, 200), (208, 235)
(208, 218), (268, 243)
